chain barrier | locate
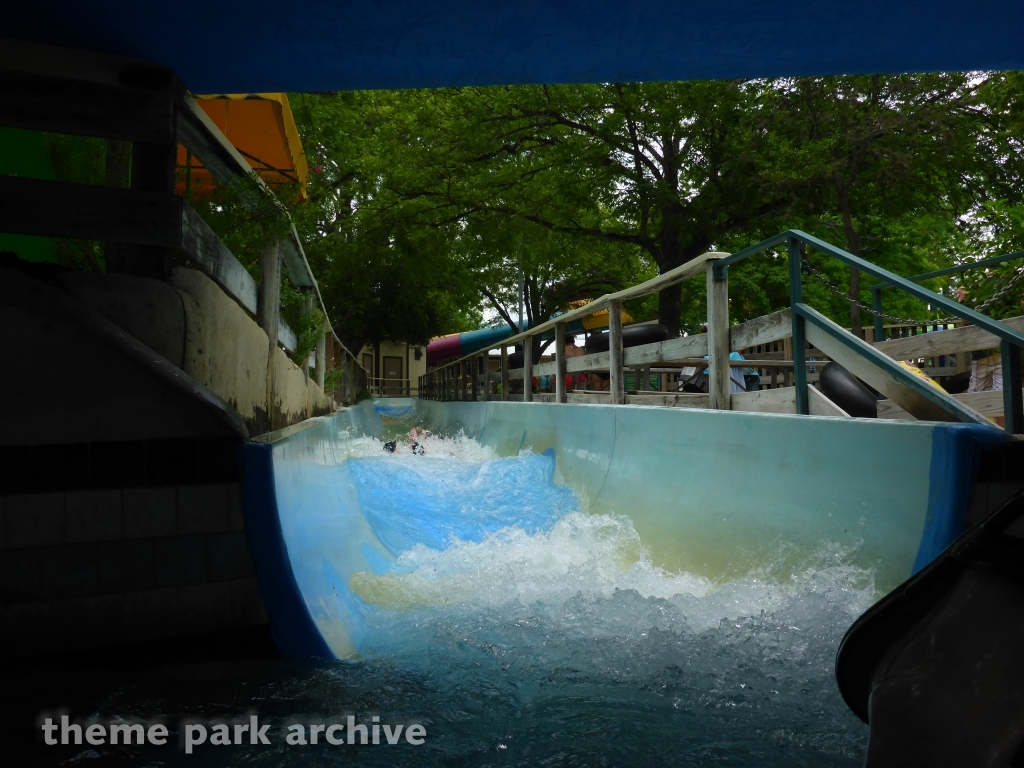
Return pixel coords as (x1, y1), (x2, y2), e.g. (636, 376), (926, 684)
(798, 255), (1024, 327)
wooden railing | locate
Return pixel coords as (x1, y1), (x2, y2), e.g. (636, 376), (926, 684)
(419, 235), (1024, 433)
(0, 39), (364, 405)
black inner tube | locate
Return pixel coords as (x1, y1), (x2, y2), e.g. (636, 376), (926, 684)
(585, 324), (671, 355)
(819, 362), (877, 418)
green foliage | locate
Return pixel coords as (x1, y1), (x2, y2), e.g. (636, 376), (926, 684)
(285, 301), (325, 367)
(43, 132), (113, 271)
(323, 368), (343, 393)
(280, 72), (1024, 348)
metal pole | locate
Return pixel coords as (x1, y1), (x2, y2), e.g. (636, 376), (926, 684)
(789, 238), (808, 415)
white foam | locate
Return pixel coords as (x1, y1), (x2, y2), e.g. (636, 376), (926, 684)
(340, 428), (498, 462)
(355, 510), (875, 634)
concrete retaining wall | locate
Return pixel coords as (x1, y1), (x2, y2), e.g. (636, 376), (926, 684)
(169, 267), (332, 435)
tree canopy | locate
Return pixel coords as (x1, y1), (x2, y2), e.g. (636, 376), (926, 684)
(200, 72), (1024, 355)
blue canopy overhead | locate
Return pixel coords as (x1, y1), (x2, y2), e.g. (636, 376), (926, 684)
(3, 1), (1022, 93)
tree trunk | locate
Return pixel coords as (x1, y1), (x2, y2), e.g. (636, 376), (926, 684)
(656, 201), (685, 336)
(658, 284), (682, 336)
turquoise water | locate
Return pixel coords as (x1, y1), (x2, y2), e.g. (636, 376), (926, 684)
(36, 430), (870, 766)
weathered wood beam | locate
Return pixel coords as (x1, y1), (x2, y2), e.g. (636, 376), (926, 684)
(800, 304), (990, 426)
(608, 299), (624, 404)
(0, 174), (181, 246)
(501, 347), (509, 401)
(555, 322), (567, 404)
(0, 69), (175, 143)
(879, 390), (1024, 420)
(706, 262), (731, 410)
(180, 204), (258, 314)
(730, 308), (792, 350)
(874, 316), (1024, 360)
(476, 253), (727, 354)
(730, 386), (850, 417)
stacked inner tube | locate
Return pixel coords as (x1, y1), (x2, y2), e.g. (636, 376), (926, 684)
(819, 362), (877, 418)
(584, 324), (671, 354)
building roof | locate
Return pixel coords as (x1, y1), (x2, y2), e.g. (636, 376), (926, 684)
(176, 93), (308, 199)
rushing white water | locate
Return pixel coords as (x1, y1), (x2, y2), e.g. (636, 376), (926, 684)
(68, 428), (871, 767)
(334, 428), (872, 764)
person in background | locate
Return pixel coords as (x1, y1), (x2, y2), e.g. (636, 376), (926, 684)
(969, 348), (1003, 393)
(564, 337), (585, 391)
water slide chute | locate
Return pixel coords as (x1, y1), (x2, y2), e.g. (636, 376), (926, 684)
(427, 305), (634, 365)
(241, 398), (1009, 661)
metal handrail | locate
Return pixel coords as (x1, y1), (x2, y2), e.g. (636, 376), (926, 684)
(713, 230), (1023, 430)
(867, 249), (1024, 341)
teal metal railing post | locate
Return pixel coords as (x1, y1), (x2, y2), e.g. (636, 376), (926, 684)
(1002, 341), (1023, 434)
(789, 237), (809, 415)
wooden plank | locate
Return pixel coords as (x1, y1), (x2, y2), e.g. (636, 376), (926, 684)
(731, 386), (797, 414)
(626, 392), (709, 408)
(875, 316), (1024, 360)
(533, 391), (711, 408)
(0, 175), (181, 246)
(0, 69), (175, 143)
(530, 333), (707, 377)
(801, 305), (990, 425)
(706, 263), (731, 410)
(180, 204), (259, 314)
(609, 299), (624, 404)
(730, 308), (792, 350)
(463, 253), (727, 356)
(523, 341), (534, 403)
(278, 319), (297, 353)
(624, 332), (709, 368)
(957, 390), (1020, 419)
(555, 322), (567, 404)
(500, 347), (509, 402)
(809, 386), (851, 417)
(876, 400), (912, 420)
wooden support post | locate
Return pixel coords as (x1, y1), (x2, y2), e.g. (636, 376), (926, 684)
(471, 357), (479, 401)
(300, 291), (314, 376)
(706, 261), (731, 410)
(462, 360), (469, 401)
(501, 347), (509, 401)
(555, 322), (568, 404)
(315, 332), (326, 390)
(1002, 341), (1023, 433)
(481, 355), (490, 402)
(257, 240), (282, 348)
(118, 137), (177, 278)
(523, 339), (534, 402)
(608, 299), (624, 404)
